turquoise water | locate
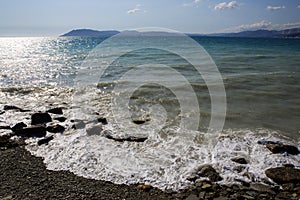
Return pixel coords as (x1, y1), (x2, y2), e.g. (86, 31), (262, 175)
(1, 36), (299, 139)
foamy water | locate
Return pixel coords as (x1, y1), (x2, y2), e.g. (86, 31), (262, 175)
(1, 86), (299, 191)
(26, 126), (300, 191)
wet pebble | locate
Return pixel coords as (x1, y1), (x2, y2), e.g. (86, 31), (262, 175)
(47, 107), (63, 115)
(231, 157), (248, 164)
(46, 124), (65, 133)
(265, 166), (300, 184)
(15, 125), (46, 138)
(266, 143), (299, 155)
(31, 113), (52, 125)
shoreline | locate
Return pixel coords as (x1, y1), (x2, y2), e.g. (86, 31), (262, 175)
(0, 146), (174, 200)
(1, 145), (300, 200)
(0, 104), (300, 199)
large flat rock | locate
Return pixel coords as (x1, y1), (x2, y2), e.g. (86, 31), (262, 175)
(265, 166), (300, 184)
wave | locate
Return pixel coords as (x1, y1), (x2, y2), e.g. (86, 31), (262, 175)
(25, 127), (299, 191)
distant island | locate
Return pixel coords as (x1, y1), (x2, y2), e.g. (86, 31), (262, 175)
(61, 29), (120, 37)
(61, 28), (300, 38)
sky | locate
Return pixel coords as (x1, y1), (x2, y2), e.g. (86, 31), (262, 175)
(0, 0), (299, 36)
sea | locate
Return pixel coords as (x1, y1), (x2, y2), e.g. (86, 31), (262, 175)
(0, 32), (299, 191)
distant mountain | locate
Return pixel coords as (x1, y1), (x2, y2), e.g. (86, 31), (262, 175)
(208, 30), (279, 38)
(61, 28), (300, 38)
(187, 33), (205, 37)
(278, 28), (300, 38)
(207, 28), (300, 38)
(61, 29), (120, 37)
(61, 29), (182, 37)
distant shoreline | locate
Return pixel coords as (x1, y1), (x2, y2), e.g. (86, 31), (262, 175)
(60, 28), (300, 38)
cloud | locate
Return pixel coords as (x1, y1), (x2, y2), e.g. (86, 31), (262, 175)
(220, 20), (300, 33)
(297, 5), (300, 9)
(214, 1), (238, 10)
(228, 20), (272, 32)
(267, 6), (285, 11)
(183, 0), (201, 7)
(183, 3), (193, 7)
(127, 4), (141, 14)
(271, 22), (300, 30)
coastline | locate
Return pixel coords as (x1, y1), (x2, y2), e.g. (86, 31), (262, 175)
(0, 88), (299, 199)
(1, 144), (300, 200)
(0, 145), (173, 200)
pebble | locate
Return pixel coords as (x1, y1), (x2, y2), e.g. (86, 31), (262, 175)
(46, 107), (63, 114)
(38, 136), (54, 146)
(250, 183), (275, 194)
(231, 157), (248, 164)
(15, 125), (47, 138)
(31, 113), (52, 125)
(46, 124), (65, 133)
(11, 122), (27, 132)
(197, 164), (223, 182)
(266, 143), (299, 155)
(137, 184), (152, 192)
(54, 117), (67, 122)
(97, 117), (108, 125)
(265, 166), (300, 184)
(202, 183), (212, 189)
(3, 105), (22, 111)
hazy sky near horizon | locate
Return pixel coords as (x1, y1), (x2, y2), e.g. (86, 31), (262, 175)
(0, 0), (299, 36)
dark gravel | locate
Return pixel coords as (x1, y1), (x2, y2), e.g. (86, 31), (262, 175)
(0, 147), (174, 200)
(1, 145), (299, 200)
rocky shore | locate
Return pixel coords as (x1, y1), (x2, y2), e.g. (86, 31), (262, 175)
(1, 104), (300, 200)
